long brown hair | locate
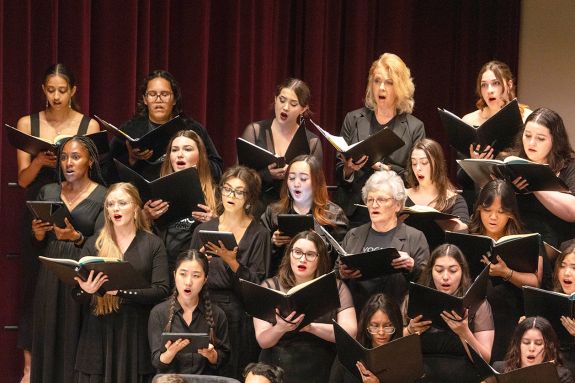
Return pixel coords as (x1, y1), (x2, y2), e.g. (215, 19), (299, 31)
(160, 130), (216, 211)
(277, 230), (331, 290)
(405, 139), (456, 211)
(273, 155), (334, 226)
(501, 316), (562, 372)
(93, 182), (151, 315)
(418, 244), (472, 298)
(357, 293), (403, 347)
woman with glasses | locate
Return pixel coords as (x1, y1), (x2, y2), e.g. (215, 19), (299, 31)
(190, 165), (271, 379)
(335, 53), (425, 227)
(72, 182), (170, 382)
(337, 170), (429, 310)
(240, 78), (323, 216)
(254, 230), (357, 383)
(330, 293), (403, 383)
(143, 130), (217, 282)
(30, 136), (106, 383)
(261, 154), (348, 276)
(405, 244), (494, 383)
(108, 69), (223, 181)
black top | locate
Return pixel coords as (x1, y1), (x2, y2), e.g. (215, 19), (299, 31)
(108, 114), (223, 182)
(74, 230), (170, 378)
(240, 119), (323, 215)
(517, 160), (575, 247)
(261, 200), (349, 277)
(335, 109), (425, 220)
(189, 218), (270, 290)
(492, 361), (574, 383)
(148, 298), (231, 374)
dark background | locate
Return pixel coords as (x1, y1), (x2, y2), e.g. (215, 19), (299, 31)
(0, 0), (521, 379)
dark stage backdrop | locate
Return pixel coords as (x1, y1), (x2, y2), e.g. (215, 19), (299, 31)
(0, 0), (520, 378)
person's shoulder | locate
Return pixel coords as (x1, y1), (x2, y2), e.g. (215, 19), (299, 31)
(400, 112), (424, 127)
(16, 114), (33, 133)
(181, 115), (206, 131)
(151, 297), (172, 314)
(138, 229), (165, 245)
(345, 107), (371, 120)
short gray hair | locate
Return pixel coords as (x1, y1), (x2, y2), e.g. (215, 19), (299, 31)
(362, 170), (406, 207)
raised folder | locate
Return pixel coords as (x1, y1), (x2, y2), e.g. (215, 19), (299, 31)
(6, 124), (109, 155)
(114, 159), (205, 227)
(277, 214), (314, 237)
(236, 121), (310, 170)
(39, 255), (149, 291)
(26, 201), (71, 227)
(445, 231), (540, 280)
(407, 265), (490, 330)
(456, 156), (570, 193)
(95, 114), (185, 162)
(466, 341), (560, 383)
(523, 286), (575, 345)
(333, 320), (423, 383)
(239, 271), (340, 329)
(310, 119), (404, 166)
(438, 98), (523, 157)
(318, 225), (402, 280)
(161, 333), (210, 352)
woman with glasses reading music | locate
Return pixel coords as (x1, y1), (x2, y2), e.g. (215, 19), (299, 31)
(72, 182), (170, 382)
(240, 78), (323, 216)
(30, 136), (106, 383)
(143, 130), (217, 282)
(337, 170), (429, 310)
(404, 244), (494, 383)
(254, 230), (357, 383)
(190, 165), (270, 379)
(261, 154), (348, 276)
(330, 293), (403, 383)
(108, 69), (223, 181)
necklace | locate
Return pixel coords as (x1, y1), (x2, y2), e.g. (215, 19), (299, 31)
(62, 181), (93, 208)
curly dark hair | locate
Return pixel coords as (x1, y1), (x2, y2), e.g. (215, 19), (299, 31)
(135, 69), (183, 118)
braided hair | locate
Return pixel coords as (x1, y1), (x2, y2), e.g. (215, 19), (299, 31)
(56, 135), (106, 186)
(164, 250), (217, 345)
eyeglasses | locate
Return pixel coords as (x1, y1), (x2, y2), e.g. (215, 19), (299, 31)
(290, 248), (318, 262)
(105, 200), (132, 209)
(365, 197), (393, 206)
(220, 185), (246, 199)
(145, 91), (173, 101)
(366, 325), (396, 335)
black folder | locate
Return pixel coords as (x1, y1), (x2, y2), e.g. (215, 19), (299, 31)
(96, 114), (185, 162)
(312, 120), (404, 166)
(317, 225), (402, 280)
(239, 271), (340, 330)
(6, 124), (109, 155)
(456, 157), (570, 193)
(467, 341), (560, 383)
(407, 265), (490, 330)
(114, 159), (205, 227)
(445, 231), (541, 280)
(277, 214), (314, 237)
(333, 320), (424, 383)
(236, 121), (311, 170)
(523, 286), (575, 345)
(26, 201), (72, 227)
(198, 230), (238, 254)
(39, 255), (149, 290)
(160, 333), (210, 352)
(438, 99), (523, 157)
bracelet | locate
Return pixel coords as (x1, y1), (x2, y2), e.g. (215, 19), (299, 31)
(73, 231), (85, 245)
(503, 269), (514, 281)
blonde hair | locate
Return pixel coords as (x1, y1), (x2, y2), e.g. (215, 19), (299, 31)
(364, 53), (415, 114)
(92, 182), (151, 315)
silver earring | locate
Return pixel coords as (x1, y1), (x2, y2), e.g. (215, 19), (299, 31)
(45, 99), (49, 109)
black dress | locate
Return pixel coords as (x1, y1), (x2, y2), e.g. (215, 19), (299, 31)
(258, 277), (354, 383)
(260, 201), (349, 277)
(190, 218), (271, 379)
(18, 113), (90, 350)
(74, 230), (170, 383)
(30, 183), (106, 383)
(240, 119), (324, 217)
